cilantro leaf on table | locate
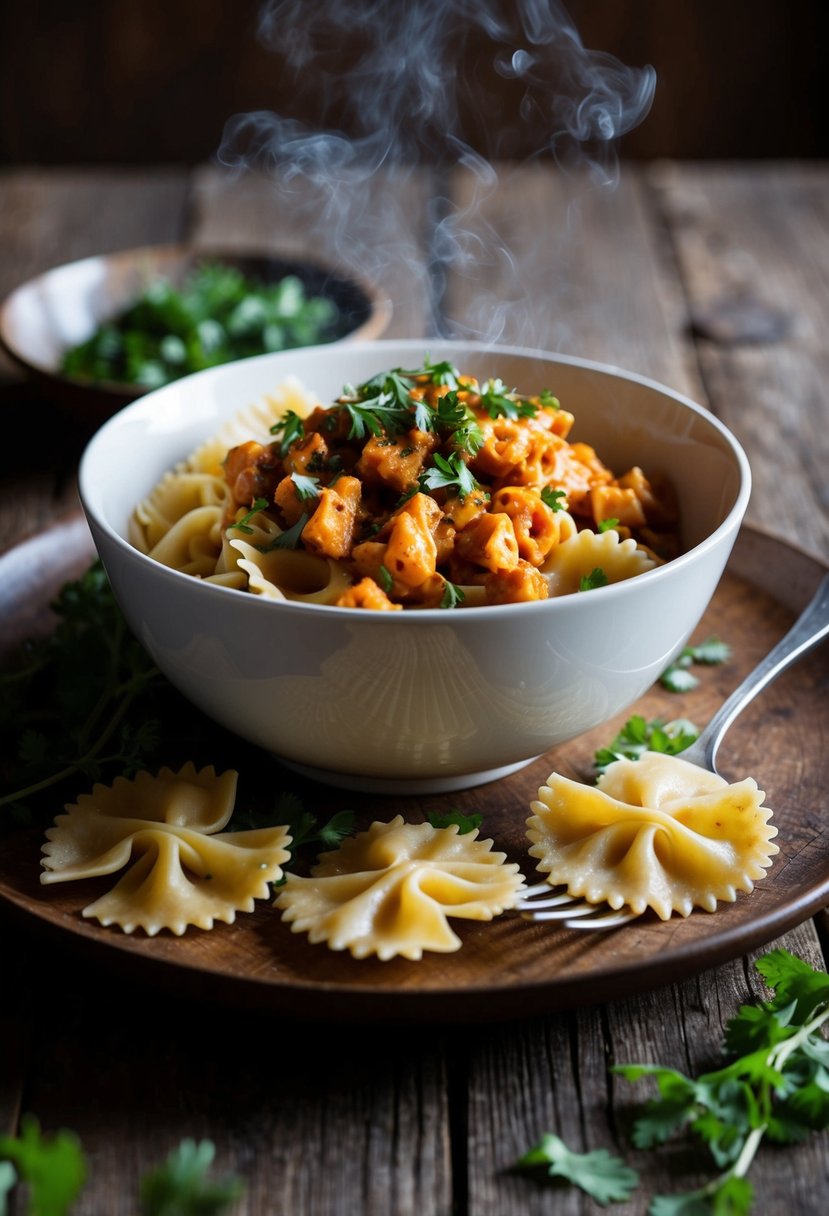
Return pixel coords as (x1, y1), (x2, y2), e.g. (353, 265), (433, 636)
(0, 1115), (87, 1216)
(660, 636), (731, 692)
(427, 809), (483, 834)
(140, 1139), (243, 1216)
(593, 715), (699, 776)
(516, 1132), (639, 1205)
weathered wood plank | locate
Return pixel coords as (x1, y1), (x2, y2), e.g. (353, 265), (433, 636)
(442, 162), (702, 398)
(17, 951), (453, 1215)
(649, 162), (829, 561)
(189, 165), (437, 340)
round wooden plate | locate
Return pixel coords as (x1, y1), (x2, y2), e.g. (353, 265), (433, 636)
(0, 518), (827, 1023)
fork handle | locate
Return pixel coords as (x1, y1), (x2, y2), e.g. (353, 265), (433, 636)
(682, 572), (829, 772)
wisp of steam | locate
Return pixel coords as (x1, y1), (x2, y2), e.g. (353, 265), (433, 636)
(218, 0), (656, 344)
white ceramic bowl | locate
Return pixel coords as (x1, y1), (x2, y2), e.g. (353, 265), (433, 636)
(78, 340), (751, 794)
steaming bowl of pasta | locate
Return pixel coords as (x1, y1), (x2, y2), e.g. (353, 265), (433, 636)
(78, 340), (750, 793)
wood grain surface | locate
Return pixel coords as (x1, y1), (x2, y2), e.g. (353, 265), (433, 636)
(1, 162), (828, 1214)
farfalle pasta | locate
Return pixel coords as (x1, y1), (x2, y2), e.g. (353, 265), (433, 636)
(40, 763), (291, 935)
(276, 815), (526, 959)
(130, 358), (679, 609)
(526, 752), (778, 920)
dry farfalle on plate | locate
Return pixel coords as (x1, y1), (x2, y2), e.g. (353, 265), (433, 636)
(40, 763), (291, 935)
(276, 814), (526, 960)
(527, 751), (778, 920)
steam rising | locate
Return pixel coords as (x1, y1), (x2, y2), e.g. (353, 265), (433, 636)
(218, 0), (656, 343)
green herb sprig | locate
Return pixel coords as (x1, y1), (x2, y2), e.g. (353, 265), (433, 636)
(660, 637), (732, 693)
(615, 949), (829, 1214)
(0, 563), (165, 820)
(594, 714), (699, 776)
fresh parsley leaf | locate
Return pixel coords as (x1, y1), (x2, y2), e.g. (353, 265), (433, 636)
(270, 409), (305, 456)
(378, 565), (394, 594)
(578, 567), (608, 591)
(228, 497), (269, 534)
(660, 636), (731, 691)
(540, 487), (567, 513)
(289, 472), (320, 501)
(597, 517), (619, 533)
(427, 809), (483, 834)
(259, 514), (309, 551)
(316, 810), (356, 849)
(538, 389), (560, 409)
(479, 378), (538, 421)
(420, 452), (479, 500)
(140, 1139), (243, 1216)
(433, 391), (485, 455)
(516, 1132), (639, 1205)
(439, 580), (466, 609)
(594, 715), (699, 775)
(0, 1115), (87, 1216)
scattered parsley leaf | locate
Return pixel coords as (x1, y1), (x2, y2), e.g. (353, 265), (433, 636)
(140, 1139), (243, 1216)
(289, 472), (320, 501)
(538, 389), (560, 409)
(0, 1115), (87, 1216)
(259, 514), (309, 551)
(660, 636), (731, 692)
(516, 1132), (639, 1205)
(597, 517), (619, 533)
(540, 487), (567, 513)
(228, 498), (269, 534)
(479, 378), (538, 421)
(426, 809), (483, 834)
(439, 580), (466, 609)
(269, 409), (306, 456)
(420, 451), (479, 500)
(594, 715), (699, 775)
(378, 565), (394, 594)
(579, 567), (608, 591)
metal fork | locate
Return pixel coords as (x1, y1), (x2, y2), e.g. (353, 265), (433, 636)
(517, 571), (829, 930)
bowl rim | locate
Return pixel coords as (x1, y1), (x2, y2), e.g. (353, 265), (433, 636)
(78, 337), (752, 623)
(0, 241), (393, 394)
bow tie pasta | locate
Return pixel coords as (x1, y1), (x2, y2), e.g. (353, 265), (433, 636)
(276, 815), (526, 960)
(40, 763), (291, 935)
(526, 752), (778, 920)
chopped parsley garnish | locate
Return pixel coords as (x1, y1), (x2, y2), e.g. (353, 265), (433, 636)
(228, 497), (269, 534)
(335, 389), (411, 440)
(259, 514), (309, 551)
(538, 389), (560, 409)
(439, 580), (466, 609)
(660, 636), (732, 692)
(420, 451), (480, 500)
(433, 391), (485, 455)
(378, 565), (394, 594)
(597, 517), (619, 533)
(540, 487), (567, 513)
(270, 409), (305, 456)
(578, 567), (608, 591)
(289, 472), (321, 501)
(593, 714), (699, 775)
(479, 377), (539, 420)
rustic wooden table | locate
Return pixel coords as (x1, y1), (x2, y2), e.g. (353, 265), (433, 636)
(1, 162), (827, 1213)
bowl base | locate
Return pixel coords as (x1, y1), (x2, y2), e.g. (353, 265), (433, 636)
(274, 755), (539, 795)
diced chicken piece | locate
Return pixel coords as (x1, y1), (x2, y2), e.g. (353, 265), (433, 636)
(336, 577), (402, 610)
(485, 561), (550, 604)
(301, 476), (362, 559)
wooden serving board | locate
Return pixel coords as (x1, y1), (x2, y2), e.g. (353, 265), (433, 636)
(0, 518), (827, 1023)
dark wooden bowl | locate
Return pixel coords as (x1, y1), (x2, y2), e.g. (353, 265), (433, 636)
(0, 245), (392, 426)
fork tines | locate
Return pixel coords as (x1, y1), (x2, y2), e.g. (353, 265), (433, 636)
(516, 881), (640, 930)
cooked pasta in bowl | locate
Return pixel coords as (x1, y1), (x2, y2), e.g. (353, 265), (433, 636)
(78, 340), (750, 792)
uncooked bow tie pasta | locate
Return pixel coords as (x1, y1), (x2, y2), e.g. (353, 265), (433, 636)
(276, 815), (526, 960)
(40, 763), (291, 935)
(526, 752), (778, 920)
